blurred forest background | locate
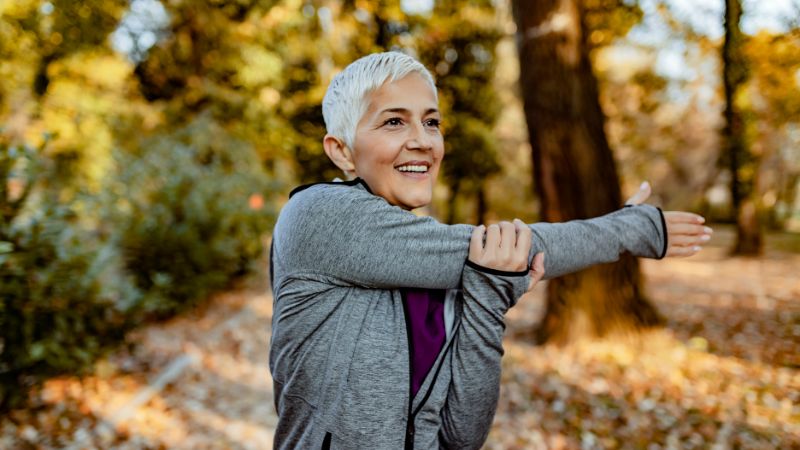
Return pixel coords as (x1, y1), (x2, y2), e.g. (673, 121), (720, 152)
(1, 0), (799, 448)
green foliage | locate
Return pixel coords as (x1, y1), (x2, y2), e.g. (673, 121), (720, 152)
(583, 0), (643, 48)
(104, 117), (276, 317)
(3, 0), (515, 219)
(0, 118), (277, 408)
(0, 0), (128, 96)
(0, 0), (280, 411)
(439, 113), (502, 187)
(414, 2), (505, 222)
(0, 140), (140, 410)
(744, 30), (800, 229)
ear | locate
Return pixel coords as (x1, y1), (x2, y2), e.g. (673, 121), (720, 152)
(323, 134), (356, 177)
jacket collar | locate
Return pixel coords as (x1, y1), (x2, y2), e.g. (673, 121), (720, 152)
(288, 177), (372, 198)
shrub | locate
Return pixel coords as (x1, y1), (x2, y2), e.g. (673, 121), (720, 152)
(103, 117), (277, 317)
(0, 142), (140, 410)
(0, 117), (277, 409)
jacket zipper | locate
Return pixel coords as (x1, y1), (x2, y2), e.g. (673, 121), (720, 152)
(401, 296), (416, 450)
(401, 293), (461, 450)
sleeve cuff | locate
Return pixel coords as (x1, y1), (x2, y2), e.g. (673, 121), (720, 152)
(656, 207), (668, 259)
(465, 259), (529, 277)
(624, 203), (669, 259)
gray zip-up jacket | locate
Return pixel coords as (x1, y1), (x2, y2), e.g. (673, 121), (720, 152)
(269, 179), (667, 449)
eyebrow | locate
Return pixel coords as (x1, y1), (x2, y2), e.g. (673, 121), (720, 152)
(378, 107), (440, 116)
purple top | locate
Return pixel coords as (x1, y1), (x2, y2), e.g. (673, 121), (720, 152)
(401, 288), (447, 398)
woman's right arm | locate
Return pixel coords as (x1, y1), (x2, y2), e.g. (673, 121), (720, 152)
(272, 182), (667, 290)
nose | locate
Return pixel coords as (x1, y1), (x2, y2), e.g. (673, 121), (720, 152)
(406, 123), (433, 151)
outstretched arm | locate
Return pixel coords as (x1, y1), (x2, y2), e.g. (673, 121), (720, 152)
(272, 181), (685, 291)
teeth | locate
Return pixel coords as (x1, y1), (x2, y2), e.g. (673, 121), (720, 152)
(397, 165), (428, 173)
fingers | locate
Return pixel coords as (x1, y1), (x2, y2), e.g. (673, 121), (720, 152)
(663, 210), (713, 258)
(469, 225), (485, 262)
(668, 225), (712, 257)
(513, 219), (532, 263)
(668, 233), (711, 247)
(530, 252), (545, 281)
(498, 221), (515, 261)
(472, 219), (531, 272)
(664, 211), (706, 225)
(527, 252), (545, 292)
(668, 222), (710, 236)
(485, 223), (501, 250)
(666, 245), (702, 258)
(625, 181), (652, 206)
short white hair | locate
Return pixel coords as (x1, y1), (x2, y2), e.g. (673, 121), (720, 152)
(322, 51), (437, 150)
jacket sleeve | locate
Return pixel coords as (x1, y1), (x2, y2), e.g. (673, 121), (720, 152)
(438, 263), (529, 449)
(272, 183), (667, 290)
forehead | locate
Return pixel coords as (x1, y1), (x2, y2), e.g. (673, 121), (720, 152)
(363, 73), (439, 114)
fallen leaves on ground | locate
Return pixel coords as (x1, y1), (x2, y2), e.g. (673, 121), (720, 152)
(2, 229), (798, 449)
(487, 232), (800, 449)
(1, 275), (275, 450)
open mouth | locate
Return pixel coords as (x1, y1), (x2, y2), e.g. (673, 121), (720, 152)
(395, 161), (431, 175)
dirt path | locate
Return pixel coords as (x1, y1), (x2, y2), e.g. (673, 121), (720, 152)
(3, 228), (798, 449)
(2, 275), (277, 450)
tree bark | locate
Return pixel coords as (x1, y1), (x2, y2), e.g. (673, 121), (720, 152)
(723, 0), (762, 255)
(476, 182), (488, 225)
(446, 178), (461, 225)
(512, 0), (661, 343)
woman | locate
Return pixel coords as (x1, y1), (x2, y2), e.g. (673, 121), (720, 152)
(269, 51), (711, 449)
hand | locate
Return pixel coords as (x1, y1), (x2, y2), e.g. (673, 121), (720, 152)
(662, 211), (712, 257)
(469, 219), (545, 291)
(625, 181), (713, 258)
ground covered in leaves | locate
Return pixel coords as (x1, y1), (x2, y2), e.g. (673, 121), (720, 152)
(3, 227), (798, 449)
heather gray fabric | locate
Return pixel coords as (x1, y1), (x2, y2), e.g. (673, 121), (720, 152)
(431, 264), (529, 449)
(269, 179), (666, 449)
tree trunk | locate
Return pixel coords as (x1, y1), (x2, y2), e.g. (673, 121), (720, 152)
(723, 0), (762, 255)
(446, 178), (461, 224)
(512, 0), (661, 343)
(476, 182), (488, 225)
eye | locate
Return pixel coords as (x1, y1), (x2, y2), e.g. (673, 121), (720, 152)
(383, 117), (404, 127)
(425, 118), (441, 129)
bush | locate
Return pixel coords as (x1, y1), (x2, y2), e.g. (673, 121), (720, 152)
(0, 142), (140, 410)
(103, 117), (276, 317)
(0, 118), (277, 409)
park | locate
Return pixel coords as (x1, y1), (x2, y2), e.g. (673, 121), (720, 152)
(1, 0), (798, 448)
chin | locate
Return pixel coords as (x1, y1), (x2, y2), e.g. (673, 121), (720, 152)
(400, 195), (432, 210)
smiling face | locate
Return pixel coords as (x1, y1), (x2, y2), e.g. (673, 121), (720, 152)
(349, 73), (444, 210)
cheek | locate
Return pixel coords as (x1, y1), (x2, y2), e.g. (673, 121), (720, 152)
(433, 143), (445, 172)
(354, 143), (393, 171)
(363, 139), (402, 166)
(434, 138), (445, 159)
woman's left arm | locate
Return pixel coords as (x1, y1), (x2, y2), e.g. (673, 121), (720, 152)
(439, 223), (545, 449)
